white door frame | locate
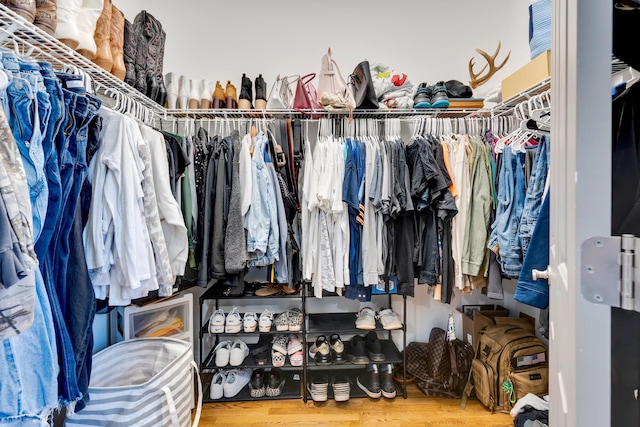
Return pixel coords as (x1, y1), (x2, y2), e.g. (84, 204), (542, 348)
(550, 0), (612, 426)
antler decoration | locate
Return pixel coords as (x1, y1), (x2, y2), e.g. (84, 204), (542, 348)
(468, 41), (511, 89)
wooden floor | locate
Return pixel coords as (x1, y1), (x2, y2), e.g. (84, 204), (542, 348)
(196, 384), (513, 427)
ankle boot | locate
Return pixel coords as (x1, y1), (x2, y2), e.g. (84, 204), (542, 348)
(225, 80), (238, 109)
(255, 74), (267, 110)
(2, 0), (36, 23)
(165, 72), (178, 109)
(34, 0), (57, 35)
(91, 0), (112, 71)
(109, 4), (125, 80)
(55, 0), (81, 49)
(122, 18), (136, 86)
(238, 73), (252, 110)
(177, 75), (189, 109)
(212, 80), (225, 109)
(188, 79), (199, 109)
(75, 0), (105, 60)
(200, 80), (213, 109)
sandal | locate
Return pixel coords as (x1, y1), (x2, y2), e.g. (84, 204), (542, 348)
(272, 349), (286, 368)
(255, 285), (281, 297)
(289, 350), (303, 367)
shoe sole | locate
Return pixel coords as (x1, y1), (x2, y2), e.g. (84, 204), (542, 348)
(356, 324), (376, 330)
(225, 325), (241, 333)
(368, 352), (386, 362)
(209, 325), (224, 333)
(334, 395), (350, 402)
(249, 387), (266, 398)
(382, 324), (402, 330)
(258, 325), (272, 332)
(382, 389), (397, 399)
(289, 325), (301, 332)
(244, 325), (257, 333)
(276, 325), (289, 332)
(314, 356), (333, 366)
(414, 101), (432, 108)
(431, 100), (450, 108)
(357, 378), (381, 399)
(348, 355), (370, 364)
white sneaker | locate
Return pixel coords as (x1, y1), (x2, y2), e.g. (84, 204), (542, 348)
(208, 309), (225, 334)
(225, 307), (242, 333)
(213, 340), (233, 367)
(209, 370), (226, 400)
(223, 368), (252, 398)
(258, 309), (274, 332)
(355, 307), (377, 330)
(377, 308), (402, 330)
(229, 340), (249, 367)
(243, 312), (258, 333)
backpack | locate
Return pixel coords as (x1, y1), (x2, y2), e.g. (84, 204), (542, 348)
(461, 325), (548, 413)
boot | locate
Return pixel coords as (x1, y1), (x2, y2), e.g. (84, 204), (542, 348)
(55, 0), (81, 49)
(225, 80), (237, 109)
(188, 78), (199, 109)
(200, 80), (213, 109)
(212, 80), (225, 109)
(109, 4), (125, 80)
(177, 75), (188, 109)
(132, 11), (149, 93)
(1, 0), (36, 23)
(255, 74), (267, 109)
(122, 17), (136, 86)
(91, 0), (112, 71)
(154, 26), (167, 106)
(238, 73), (252, 110)
(75, 0), (105, 60)
(34, 0), (57, 35)
(165, 72), (177, 109)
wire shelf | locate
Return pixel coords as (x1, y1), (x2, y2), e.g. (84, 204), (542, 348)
(0, 5), (165, 115)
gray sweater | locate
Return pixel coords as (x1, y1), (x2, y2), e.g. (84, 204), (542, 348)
(224, 130), (246, 274)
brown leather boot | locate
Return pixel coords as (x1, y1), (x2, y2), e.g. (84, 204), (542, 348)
(34, 0), (57, 35)
(1, 0), (36, 22)
(225, 80), (238, 109)
(212, 81), (225, 109)
(92, 0), (112, 71)
(109, 4), (125, 80)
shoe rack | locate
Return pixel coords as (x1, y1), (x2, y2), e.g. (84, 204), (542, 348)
(199, 284), (305, 402)
(302, 285), (408, 402)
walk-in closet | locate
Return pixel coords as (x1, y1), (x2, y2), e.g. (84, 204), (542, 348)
(0, 0), (633, 426)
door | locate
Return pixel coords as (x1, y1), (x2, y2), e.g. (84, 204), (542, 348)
(550, 0), (611, 426)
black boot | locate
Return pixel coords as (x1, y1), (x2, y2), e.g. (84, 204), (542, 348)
(254, 74), (267, 109)
(238, 73), (253, 110)
(155, 26), (167, 106)
(123, 18), (137, 87)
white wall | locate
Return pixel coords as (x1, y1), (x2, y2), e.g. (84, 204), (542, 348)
(114, 0), (533, 98)
(105, 0), (541, 346)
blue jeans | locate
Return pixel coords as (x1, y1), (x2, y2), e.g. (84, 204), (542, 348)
(489, 147), (527, 278)
(519, 136), (550, 258)
(515, 192), (550, 308)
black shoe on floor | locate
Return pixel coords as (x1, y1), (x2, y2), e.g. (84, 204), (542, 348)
(314, 335), (332, 366)
(249, 369), (266, 397)
(357, 364), (381, 399)
(430, 81), (450, 108)
(330, 334), (347, 364)
(365, 331), (385, 362)
(348, 335), (370, 364)
(380, 363), (397, 398)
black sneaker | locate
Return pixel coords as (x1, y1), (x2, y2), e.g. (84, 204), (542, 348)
(330, 334), (346, 364)
(380, 363), (397, 398)
(365, 331), (385, 362)
(266, 368), (285, 397)
(249, 369), (266, 398)
(331, 374), (351, 402)
(430, 81), (450, 108)
(413, 82), (432, 108)
(313, 335), (332, 366)
(357, 364), (381, 399)
(348, 335), (370, 364)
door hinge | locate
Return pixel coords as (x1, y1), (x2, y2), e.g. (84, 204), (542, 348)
(581, 234), (640, 312)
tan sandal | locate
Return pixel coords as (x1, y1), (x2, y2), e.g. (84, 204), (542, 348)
(255, 285), (281, 297)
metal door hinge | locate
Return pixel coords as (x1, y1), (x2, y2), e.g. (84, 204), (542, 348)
(581, 234), (640, 312)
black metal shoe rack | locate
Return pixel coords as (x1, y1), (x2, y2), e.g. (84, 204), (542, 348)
(198, 283), (408, 403)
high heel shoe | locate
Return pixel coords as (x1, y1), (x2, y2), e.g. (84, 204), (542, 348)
(254, 74), (267, 110)
(212, 81), (226, 109)
(177, 75), (189, 109)
(225, 80), (238, 109)
(238, 74), (252, 110)
(188, 78), (199, 109)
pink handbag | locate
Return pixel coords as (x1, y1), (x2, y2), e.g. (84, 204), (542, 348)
(293, 73), (321, 117)
(317, 48), (356, 112)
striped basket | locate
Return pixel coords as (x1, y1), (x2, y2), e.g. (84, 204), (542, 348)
(65, 338), (202, 427)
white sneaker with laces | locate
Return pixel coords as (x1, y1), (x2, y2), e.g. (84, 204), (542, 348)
(229, 340), (250, 366)
(214, 340), (233, 367)
(258, 309), (273, 332)
(208, 309), (225, 333)
(225, 307), (242, 333)
(209, 370), (226, 399)
(223, 368), (252, 398)
(355, 307), (377, 330)
(377, 308), (402, 330)
(243, 312), (258, 333)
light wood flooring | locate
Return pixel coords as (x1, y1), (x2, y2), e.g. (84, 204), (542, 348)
(196, 384), (513, 427)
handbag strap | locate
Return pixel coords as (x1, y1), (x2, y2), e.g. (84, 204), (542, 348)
(161, 386), (180, 427)
(300, 73), (316, 85)
(191, 360), (203, 427)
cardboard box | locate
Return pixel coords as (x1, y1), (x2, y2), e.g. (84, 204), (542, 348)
(460, 304), (509, 348)
(501, 50), (551, 100)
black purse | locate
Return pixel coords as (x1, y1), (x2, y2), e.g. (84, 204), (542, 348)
(350, 60), (379, 109)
